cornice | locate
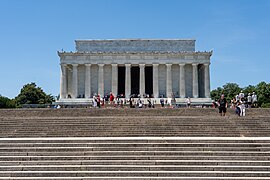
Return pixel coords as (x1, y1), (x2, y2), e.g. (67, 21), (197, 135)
(58, 51), (213, 57)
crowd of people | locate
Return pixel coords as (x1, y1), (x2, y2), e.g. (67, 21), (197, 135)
(216, 91), (258, 117)
(91, 93), (156, 108)
(90, 93), (182, 109)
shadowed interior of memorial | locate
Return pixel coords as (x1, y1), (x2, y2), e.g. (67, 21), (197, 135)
(145, 66), (153, 96)
(118, 66), (125, 96)
(57, 39), (212, 104)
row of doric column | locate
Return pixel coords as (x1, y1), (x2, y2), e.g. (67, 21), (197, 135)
(60, 63), (210, 99)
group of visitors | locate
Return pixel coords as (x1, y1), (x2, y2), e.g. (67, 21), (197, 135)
(91, 92), (181, 108)
(91, 92), (155, 108)
(231, 91), (258, 108)
(216, 91), (258, 117)
(90, 92), (207, 109)
(159, 96), (174, 107)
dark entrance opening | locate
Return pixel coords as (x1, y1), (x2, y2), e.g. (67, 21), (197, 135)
(145, 66), (153, 96)
(131, 66), (140, 96)
(118, 66), (125, 96)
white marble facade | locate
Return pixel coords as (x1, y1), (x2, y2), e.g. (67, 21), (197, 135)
(58, 39), (212, 104)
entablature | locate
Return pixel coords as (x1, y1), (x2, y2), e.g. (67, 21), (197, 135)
(58, 51), (212, 64)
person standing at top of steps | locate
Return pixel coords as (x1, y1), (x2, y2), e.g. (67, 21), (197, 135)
(218, 94), (228, 116)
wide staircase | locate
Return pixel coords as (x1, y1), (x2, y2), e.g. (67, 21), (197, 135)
(0, 108), (270, 179)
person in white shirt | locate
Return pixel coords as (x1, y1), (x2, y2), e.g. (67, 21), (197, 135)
(92, 95), (97, 108)
(252, 92), (258, 108)
(247, 93), (252, 108)
(185, 97), (191, 108)
(239, 90), (245, 100)
(167, 97), (172, 107)
(240, 100), (246, 116)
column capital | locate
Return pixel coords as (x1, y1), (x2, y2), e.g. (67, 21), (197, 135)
(111, 64), (118, 67)
(85, 64), (92, 67)
(203, 63), (210, 66)
(72, 64), (78, 67)
(139, 64), (145, 67)
(60, 63), (67, 67)
(98, 64), (104, 67)
(192, 63), (198, 66)
(153, 64), (159, 67)
(179, 63), (185, 67)
(166, 64), (172, 67)
(125, 64), (131, 67)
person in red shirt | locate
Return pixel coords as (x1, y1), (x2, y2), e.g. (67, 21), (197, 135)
(109, 92), (114, 105)
(97, 95), (101, 108)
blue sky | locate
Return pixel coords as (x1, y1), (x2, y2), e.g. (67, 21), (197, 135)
(0, 0), (270, 98)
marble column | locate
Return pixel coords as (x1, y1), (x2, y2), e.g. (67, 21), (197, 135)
(85, 64), (91, 98)
(125, 64), (131, 98)
(204, 63), (210, 98)
(192, 63), (199, 98)
(179, 63), (186, 98)
(72, 64), (78, 99)
(139, 64), (145, 96)
(111, 64), (118, 96)
(166, 64), (172, 98)
(98, 64), (104, 97)
(60, 64), (67, 99)
(153, 64), (159, 98)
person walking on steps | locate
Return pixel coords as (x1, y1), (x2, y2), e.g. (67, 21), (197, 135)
(218, 94), (228, 116)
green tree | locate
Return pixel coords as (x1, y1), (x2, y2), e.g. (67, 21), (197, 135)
(0, 95), (16, 108)
(15, 83), (54, 106)
(242, 85), (257, 96)
(256, 82), (270, 107)
(210, 87), (223, 101)
(211, 83), (241, 102)
(222, 83), (241, 101)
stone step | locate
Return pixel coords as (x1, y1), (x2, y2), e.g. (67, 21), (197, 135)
(2, 165), (270, 171)
(0, 170), (270, 177)
(1, 147), (269, 152)
(1, 177), (270, 180)
(1, 155), (270, 161)
(2, 142), (270, 146)
(1, 160), (270, 166)
(2, 152), (270, 156)
(0, 108), (269, 117)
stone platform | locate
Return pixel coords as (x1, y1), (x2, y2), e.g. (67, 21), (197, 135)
(55, 98), (212, 106)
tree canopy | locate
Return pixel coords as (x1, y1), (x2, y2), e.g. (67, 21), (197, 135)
(0, 95), (16, 108)
(15, 82), (54, 106)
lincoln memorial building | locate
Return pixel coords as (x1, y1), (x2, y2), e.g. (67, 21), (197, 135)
(57, 39), (212, 104)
